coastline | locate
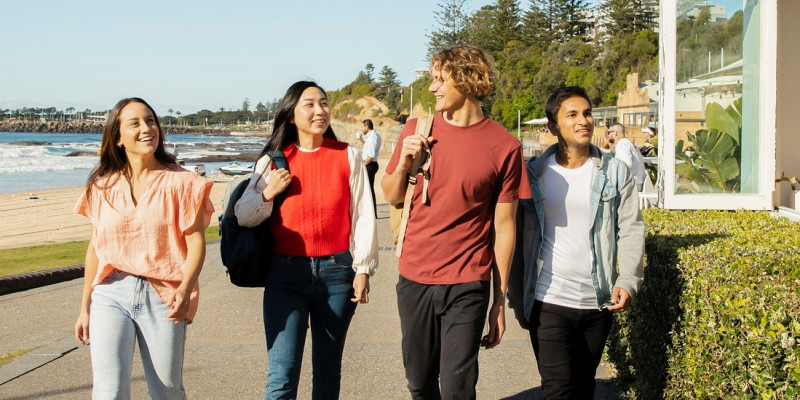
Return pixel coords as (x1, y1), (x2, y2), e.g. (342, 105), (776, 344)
(0, 120), (246, 135)
(1, 151), (392, 251)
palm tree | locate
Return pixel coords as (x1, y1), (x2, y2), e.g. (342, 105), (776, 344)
(176, 111), (182, 127)
(168, 108), (174, 126)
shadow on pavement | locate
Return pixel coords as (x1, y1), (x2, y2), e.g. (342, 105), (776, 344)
(500, 378), (621, 399)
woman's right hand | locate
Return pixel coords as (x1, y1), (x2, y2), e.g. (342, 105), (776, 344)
(74, 311), (90, 345)
(262, 168), (291, 202)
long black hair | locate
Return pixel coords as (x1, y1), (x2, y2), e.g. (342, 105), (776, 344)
(85, 97), (176, 201)
(259, 81), (338, 158)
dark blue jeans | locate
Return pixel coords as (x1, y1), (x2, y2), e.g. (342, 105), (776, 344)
(263, 251), (357, 400)
(529, 301), (613, 400)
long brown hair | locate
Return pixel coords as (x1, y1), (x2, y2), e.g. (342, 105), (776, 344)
(84, 97), (176, 201)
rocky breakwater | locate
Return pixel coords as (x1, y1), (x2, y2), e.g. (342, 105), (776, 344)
(0, 120), (104, 133)
(0, 119), (242, 135)
(163, 126), (235, 135)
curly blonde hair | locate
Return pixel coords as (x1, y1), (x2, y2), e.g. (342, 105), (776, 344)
(430, 45), (497, 101)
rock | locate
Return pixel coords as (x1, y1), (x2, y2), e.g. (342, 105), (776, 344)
(6, 141), (52, 146)
(65, 151), (97, 157)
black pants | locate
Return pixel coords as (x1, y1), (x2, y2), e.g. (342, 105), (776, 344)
(396, 275), (490, 400)
(529, 301), (613, 400)
(365, 161), (379, 217)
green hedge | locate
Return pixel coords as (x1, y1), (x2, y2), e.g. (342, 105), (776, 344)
(608, 209), (800, 399)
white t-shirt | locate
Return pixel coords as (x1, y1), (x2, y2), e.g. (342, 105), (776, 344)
(614, 137), (646, 186)
(535, 154), (597, 309)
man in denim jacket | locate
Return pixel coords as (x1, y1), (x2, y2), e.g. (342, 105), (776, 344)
(508, 86), (644, 399)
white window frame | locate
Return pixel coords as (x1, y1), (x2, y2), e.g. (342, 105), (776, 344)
(660, 0), (776, 210)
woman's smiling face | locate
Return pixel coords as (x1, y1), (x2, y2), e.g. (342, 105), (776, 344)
(292, 86), (331, 137)
(116, 101), (160, 156)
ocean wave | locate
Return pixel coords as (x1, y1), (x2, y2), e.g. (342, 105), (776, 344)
(0, 144), (98, 174)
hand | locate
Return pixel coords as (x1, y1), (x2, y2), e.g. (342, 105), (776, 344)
(606, 287), (631, 313)
(74, 311), (90, 345)
(396, 134), (432, 172)
(516, 314), (529, 330)
(351, 274), (370, 304)
(481, 302), (506, 349)
(166, 287), (190, 323)
(263, 168), (291, 202)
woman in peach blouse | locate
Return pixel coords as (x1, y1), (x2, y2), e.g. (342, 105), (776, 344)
(73, 98), (213, 399)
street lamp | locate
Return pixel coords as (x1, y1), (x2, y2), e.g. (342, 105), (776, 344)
(409, 86), (413, 119)
(517, 108), (521, 139)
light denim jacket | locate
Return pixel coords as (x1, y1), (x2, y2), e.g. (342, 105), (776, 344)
(508, 144), (645, 321)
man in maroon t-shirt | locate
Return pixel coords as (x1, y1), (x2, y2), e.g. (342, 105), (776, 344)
(382, 45), (531, 399)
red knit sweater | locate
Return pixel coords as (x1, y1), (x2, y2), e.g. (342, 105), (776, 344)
(270, 138), (352, 257)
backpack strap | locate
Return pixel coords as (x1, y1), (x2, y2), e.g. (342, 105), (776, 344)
(395, 115), (434, 257)
(246, 149), (290, 209)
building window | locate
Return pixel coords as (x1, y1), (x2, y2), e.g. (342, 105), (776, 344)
(674, 0), (758, 195)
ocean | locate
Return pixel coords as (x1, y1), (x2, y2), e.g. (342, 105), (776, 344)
(0, 132), (265, 194)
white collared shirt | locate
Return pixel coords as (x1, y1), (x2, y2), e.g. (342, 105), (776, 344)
(362, 130), (381, 161)
(614, 137), (647, 186)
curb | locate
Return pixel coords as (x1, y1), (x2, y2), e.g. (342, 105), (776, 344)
(0, 266), (84, 296)
(0, 335), (78, 385)
(0, 240), (222, 296)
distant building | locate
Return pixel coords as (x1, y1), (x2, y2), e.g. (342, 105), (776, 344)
(678, 2), (727, 23)
(584, 2), (660, 45)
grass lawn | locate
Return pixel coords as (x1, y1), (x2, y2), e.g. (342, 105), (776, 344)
(0, 226), (221, 278)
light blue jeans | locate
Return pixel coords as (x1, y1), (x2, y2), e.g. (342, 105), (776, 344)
(263, 251), (358, 400)
(89, 269), (187, 400)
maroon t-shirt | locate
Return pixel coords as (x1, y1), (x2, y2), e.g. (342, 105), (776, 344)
(386, 114), (531, 284)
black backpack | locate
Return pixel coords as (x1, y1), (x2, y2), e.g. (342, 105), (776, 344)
(219, 151), (289, 287)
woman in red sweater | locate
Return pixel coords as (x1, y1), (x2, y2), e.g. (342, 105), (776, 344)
(235, 81), (378, 399)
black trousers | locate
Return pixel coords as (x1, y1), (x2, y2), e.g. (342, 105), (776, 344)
(396, 275), (490, 400)
(365, 161), (379, 217)
(529, 300), (613, 400)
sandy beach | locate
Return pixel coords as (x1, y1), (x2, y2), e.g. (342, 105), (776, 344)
(0, 182), (228, 250)
(0, 154), (390, 251)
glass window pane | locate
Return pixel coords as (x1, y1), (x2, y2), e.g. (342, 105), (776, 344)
(675, 0), (759, 194)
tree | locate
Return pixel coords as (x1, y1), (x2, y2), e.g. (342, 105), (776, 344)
(241, 98), (250, 112)
(466, 5), (497, 54)
(522, 0), (558, 49)
(491, 0), (523, 54)
(377, 66), (401, 111)
(557, 0), (589, 41)
(600, 0), (658, 37)
(365, 64), (375, 83)
(255, 102), (266, 113)
(377, 66), (400, 97)
(427, 0), (470, 57)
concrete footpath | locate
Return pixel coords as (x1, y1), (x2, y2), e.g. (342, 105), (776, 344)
(0, 205), (621, 399)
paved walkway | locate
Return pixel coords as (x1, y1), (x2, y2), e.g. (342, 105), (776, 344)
(0, 205), (620, 399)
(0, 151), (621, 399)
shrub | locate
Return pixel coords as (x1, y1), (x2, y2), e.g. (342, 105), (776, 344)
(608, 209), (800, 399)
(332, 101), (363, 122)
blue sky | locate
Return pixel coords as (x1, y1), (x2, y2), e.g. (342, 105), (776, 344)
(0, 0), (496, 116)
(1, 1), (740, 116)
